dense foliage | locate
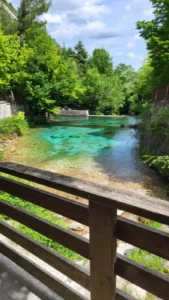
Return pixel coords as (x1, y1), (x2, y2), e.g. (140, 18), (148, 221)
(1, 0), (169, 118)
(137, 0), (169, 88)
(139, 108), (169, 178)
(136, 0), (169, 178)
(0, 112), (28, 135)
(0, 0), (153, 117)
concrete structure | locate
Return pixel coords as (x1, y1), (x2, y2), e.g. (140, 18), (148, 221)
(0, 101), (25, 119)
(60, 109), (89, 117)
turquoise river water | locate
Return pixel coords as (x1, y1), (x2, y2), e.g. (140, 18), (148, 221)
(5, 116), (168, 196)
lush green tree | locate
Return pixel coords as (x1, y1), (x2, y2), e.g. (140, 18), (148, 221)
(51, 58), (85, 108)
(90, 48), (113, 76)
(21, 23), (60, 114)
(66, 47), (76, 59)
(137, 0), (169, 86)
(115, 63), (137, 114)
(74, 41), (88, 76)
(82, 68), (123, 114)
(18, 0), (51, 36)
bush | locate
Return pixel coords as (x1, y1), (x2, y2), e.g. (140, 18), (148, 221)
(139, 108), (169, 156)
(0, 112), (28, 136)
(143, 155), (169, 179)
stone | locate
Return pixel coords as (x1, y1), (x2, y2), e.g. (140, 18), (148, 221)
(10, 147), (16, 153)
(83, 233), (89, 240)
(117, 242), (135, 256)
(76, 260), (90, 271)
(68, 222), (84, 231)
(116, 276), (126, 289)
(164, 260), (169, 269)
(127, 283), (147, 299)
(55, 214), (63, 219)
(117, 210), (124, 216)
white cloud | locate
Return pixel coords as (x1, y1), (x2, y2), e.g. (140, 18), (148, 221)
(126, 4), (131, 11)
(127, 42), (135, 48)
(40, 13), (62, 24)
(126, 52), (144, 60)
(127, 0), (153, 18)
(133, 33), (141, 40)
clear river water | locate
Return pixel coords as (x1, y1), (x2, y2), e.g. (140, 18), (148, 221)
(4, 116), (169, 198)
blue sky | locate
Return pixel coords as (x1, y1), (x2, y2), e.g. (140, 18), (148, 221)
(11, 0), (154, 70)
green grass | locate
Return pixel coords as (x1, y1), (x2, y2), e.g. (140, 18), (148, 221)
(139, 217), (163, 230)
(128, 248), (165, 274)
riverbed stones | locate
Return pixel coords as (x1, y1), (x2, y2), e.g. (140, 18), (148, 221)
(10, 147), (16, 153)
(68, 222), (84, 231)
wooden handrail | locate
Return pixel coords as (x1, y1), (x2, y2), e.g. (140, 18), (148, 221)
(0, 175), (89, 226)
(0, 162), (169, 300)
(0, 200), (89, 258)
(0, 162), (169, 225)
(117, 217), (169, 261)
(0, 242), (88, 300)
(116, 255), (169, 299)
(0, 221), (90, 290)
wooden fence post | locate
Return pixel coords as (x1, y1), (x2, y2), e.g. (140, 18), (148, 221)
(89, 201), (117, 300)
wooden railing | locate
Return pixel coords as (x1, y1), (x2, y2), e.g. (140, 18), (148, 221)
(0, 162), (169, 300)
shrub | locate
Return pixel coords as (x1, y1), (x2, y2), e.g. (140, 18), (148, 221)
(0, 112), (28, 136)
(139, 108), (169, 156)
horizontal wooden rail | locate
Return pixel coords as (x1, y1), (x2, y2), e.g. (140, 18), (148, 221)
(0, 241), (88, 300)
(116, 289), (136, 300)
(0, 221), (133, 300)
(0, 221), (90, 290)
(0, 162), (169, 225)
(0, 175), (89, 226)
(116, 254), (169, 300)
(117, 217), (169, 261)
(0, 200), (89, 259)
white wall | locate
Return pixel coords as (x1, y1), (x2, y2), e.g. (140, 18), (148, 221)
(0, 101), (25, 119)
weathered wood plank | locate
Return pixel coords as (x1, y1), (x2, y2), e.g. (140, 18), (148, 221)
(116, 254), (169, 300)
(0, 200), (89, 258)
(0, 162), (169, 225)
(0, 221), (90, 290)
(116, 217), (169, 261)
(116, 289), (136, 300)
(89, 202), (117, 300)
(0, 241), (88, 300)
(0, 175), (89, 226)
